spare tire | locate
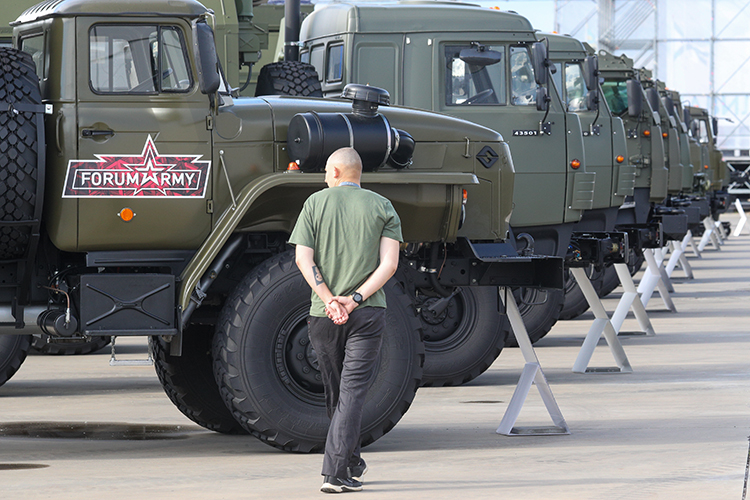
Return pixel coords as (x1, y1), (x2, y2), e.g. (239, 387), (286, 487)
(255, 61), (323, 97)
(0, 47), (42, 260)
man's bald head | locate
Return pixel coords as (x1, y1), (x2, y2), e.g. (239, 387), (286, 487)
(325, 148), (363, 186)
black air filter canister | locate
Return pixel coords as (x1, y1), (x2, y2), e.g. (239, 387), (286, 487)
(287, 84), (413, 172)
(287, 111), (393, 172)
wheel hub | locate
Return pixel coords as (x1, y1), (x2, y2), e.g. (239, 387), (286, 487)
(275, 311), (324, 402)
(419, 296), (463, 343)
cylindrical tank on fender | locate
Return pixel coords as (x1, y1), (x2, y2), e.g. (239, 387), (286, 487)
(286, 84), (414, 171)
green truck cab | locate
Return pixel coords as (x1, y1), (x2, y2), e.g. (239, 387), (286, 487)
(299, 2), (596, 252)
(685, 105), (731, 218)
(597, 50), (689, 241)
(0, 0), (564, 453)
(298, 1), (638, 343)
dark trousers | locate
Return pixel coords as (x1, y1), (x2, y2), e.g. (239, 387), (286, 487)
(307, 307), (385, 478)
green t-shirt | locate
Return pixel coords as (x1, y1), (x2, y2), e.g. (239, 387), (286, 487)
(289, 185), (403, 317)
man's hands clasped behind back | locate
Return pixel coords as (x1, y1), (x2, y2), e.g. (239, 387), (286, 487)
(325, 295), (359, 325)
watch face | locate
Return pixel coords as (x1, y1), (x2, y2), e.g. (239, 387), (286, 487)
(353, 292), (363, 303)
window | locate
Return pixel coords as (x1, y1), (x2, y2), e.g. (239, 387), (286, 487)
(509, 46), (536, 105)
(698, 119), (710, 144)
(564, 63), (586, 112)
(309, 45), (325, 82)
(444, 44), (505, 106)
(21, 34), (45, 79)
(601, 80), (629, 116)
(326, 44), (344, 82)
(89, 24), (192, 94)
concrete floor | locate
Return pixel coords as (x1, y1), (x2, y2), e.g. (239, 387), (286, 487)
(1, 214), (748, 499)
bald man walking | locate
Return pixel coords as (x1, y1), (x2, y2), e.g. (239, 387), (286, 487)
(289, 148), (402, 493)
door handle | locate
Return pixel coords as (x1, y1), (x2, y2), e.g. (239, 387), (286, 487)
(81, 128), (115, 138)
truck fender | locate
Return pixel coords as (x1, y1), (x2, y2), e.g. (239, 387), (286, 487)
(178, 171), (478, 312)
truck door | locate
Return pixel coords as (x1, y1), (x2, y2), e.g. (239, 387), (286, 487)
(73, 19), (212, 251)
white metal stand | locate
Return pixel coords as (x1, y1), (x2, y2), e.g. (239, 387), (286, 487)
(496, 287), (569, 436)
(688, 233), (702, 258)
(733, 198), (748, 236)
(698, 217), (722, 251)
(610, 263), (656, 337)
(637, 249), (677, 312)
(664, 232), (694, 279)
(714, 219), (726, 244)
(570, 264), (653, 373)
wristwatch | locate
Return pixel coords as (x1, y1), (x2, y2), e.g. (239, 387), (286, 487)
(352, 292), (364, 305)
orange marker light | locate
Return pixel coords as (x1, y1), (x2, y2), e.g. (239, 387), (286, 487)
(287, 161), (300, 171)
(119, 207), (135, 222)
(704, 165), (709, 169)
(643, 129), (651, 137)
(570, 159), (581, 169)
(462, 189), (468, 205)
(616, 155), (625, 163)
(662, 132), (668, 138)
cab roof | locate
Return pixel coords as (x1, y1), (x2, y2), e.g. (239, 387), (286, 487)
(301, 1), (534, 40)
(543, 32), (586, 60)
(14, 0), (208, 25)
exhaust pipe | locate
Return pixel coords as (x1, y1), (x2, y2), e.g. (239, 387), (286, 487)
(284, 0), (301, 62)
(0, 306), (46, 335)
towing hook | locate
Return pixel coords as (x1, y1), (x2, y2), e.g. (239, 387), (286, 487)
(516, 233), (535, 256)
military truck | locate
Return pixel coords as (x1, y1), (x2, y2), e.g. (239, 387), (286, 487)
(685, 105), (731, 220)
(0, 0), (568, 452)
(0, 0), (316, 355)
(297, 1), (641, 345)
(597, 51), (689, 286)
(544, 33), (634, 320)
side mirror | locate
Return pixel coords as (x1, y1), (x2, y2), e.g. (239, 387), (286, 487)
(531, 42), (548, 85)
(645, 87), (661, 116)
(459, 46), (503, 67)
(583, 55), (598, 91)
(627, 79), (642, 117)
(712, 117), (719, 136)
(192, 20), (221, 95)
(662, 96), (675, 117)
(536, 86), (549, 112)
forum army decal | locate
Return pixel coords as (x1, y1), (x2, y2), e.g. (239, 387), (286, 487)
(63, 136), (210, 198)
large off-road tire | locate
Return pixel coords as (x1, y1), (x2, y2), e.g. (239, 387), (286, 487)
(255, 61), (323, 97)
(31, 334), (111, 355)
(0, 334), (31, 387)
(0, 48), (41, 260)
(598, 248), (645, 298)
(151, 326), (246, 435)
(415, 286), (508, 387)
(504, 287), (565, 347)
(213, 251), (424, 452)
(558, 267), (604, 320)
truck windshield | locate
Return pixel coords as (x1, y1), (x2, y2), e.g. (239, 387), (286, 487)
(89, 25), (192, 94)
(445, 45), (505, 106)
(601, 80), (628, 116)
